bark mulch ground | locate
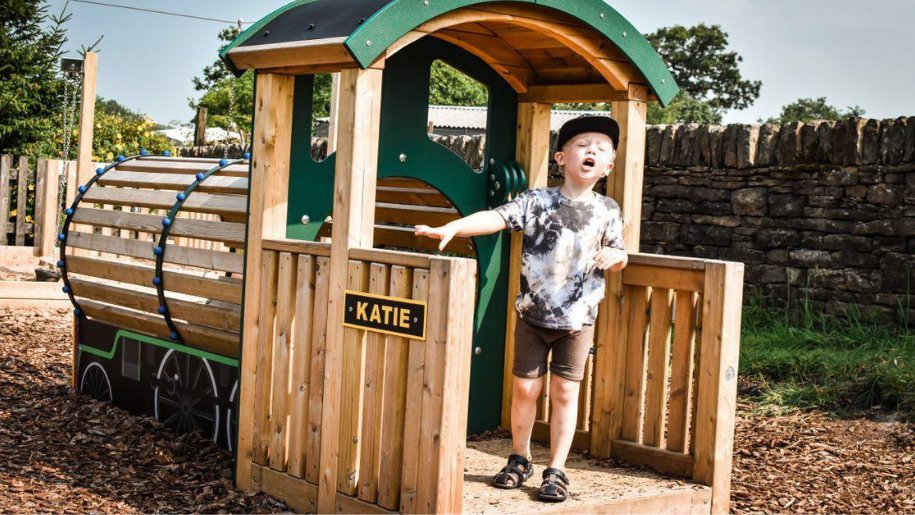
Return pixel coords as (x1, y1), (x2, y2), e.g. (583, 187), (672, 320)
(1, 306), (912, 513)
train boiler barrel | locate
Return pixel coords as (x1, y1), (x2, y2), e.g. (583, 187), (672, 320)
(58, 153), (250, 358)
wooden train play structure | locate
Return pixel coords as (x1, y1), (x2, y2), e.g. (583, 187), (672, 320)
(62, 1), (745, 513)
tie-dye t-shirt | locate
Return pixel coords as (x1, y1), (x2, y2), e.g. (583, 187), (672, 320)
(494, 187), (625, 330)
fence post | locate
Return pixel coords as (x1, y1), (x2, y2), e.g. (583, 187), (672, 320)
(34, 159), (61, 257)
(15, 156), (30, 246)
(195, 106), (208, 146)
(0, 155), (11, 245)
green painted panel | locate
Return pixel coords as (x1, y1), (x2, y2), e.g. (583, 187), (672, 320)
(348, 0), (679, 105)
(78, 329), (240, 367)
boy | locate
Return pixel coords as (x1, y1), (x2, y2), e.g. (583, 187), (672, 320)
(414, 116), (628, 502)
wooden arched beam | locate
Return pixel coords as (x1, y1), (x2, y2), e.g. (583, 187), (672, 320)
(381, 6), (642, 94)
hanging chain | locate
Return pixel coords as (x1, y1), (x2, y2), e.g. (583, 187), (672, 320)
(62, 76), (71, 160)
(56, 72), (82, 243)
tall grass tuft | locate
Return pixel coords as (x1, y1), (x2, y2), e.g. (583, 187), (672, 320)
(740, 299), (915, 419)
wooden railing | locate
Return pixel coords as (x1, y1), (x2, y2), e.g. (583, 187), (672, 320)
(1, 155), (71, 254)
(505, 253), (744, 508)
(244, 239), (475, 514)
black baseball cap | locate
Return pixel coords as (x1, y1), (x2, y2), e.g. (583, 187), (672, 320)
(555, 115), (620, 152)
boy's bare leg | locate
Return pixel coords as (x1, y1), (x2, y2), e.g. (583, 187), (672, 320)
(548, 375), (581, 469)
(511, 375), (543, 458)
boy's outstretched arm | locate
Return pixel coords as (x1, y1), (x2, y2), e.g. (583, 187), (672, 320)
(415, 211), (507, 251)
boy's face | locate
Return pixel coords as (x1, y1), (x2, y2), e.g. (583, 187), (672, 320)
(554, 132), (616, 188)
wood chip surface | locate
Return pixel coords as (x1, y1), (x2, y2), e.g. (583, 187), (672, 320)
(1, 306), (911, 513)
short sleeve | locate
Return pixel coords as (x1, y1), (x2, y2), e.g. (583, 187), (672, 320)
(492, 190), (533, 233)
(602, 203), (625, 251)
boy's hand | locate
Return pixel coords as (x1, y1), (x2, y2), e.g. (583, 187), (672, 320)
(595, 247), (628, 272)
(415, 224), (456, 251)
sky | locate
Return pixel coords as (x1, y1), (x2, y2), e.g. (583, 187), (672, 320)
(46, 0), (915, 126)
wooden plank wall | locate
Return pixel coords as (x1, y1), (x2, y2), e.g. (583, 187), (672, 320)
(246, 243), (476, 515)
(0, 155), (64, 255)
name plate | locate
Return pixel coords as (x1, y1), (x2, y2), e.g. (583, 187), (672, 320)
(343, 290), (427, 340)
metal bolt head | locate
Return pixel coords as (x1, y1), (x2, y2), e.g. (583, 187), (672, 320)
(413, 317), (418, 323)
(423, 0), (429, 5)
(622, 31), (628, 38)
(399, 153), (407, 163)
(489, 158), (495, 165)
(494, 181), (501, 191)
(348, 306), (353, 312)
(365, 40), (372, 46)
(301, 214), (310, 225)
(474, 347), (482, 356)
(600, 12), (605, 19)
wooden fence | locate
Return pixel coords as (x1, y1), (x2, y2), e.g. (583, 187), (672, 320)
(502, 253), (744, 512)
(0, 155), (76, 256)
(240, 239), (475, 514)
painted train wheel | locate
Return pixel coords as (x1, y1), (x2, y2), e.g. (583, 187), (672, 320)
(80, 361), (113, 402)
(154, 349), (220, 442)
(226, 380), (238, 452)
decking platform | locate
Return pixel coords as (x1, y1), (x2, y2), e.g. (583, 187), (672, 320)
(463, 439), (711, 514)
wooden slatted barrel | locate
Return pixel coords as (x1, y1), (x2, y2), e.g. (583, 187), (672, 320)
(60, 156), (248, 358)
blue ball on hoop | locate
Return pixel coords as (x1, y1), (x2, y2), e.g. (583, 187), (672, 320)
(74, 308), (82, 317)
(57, 260), (65, 268)
(116, 155), (125, 162)
(244, 152), (251, 160)
(140, 148), (149, 156)
(158, 305), (167, 315)
(62, 285), (70, 294)
(152, 277), (162, 286)
(65, 208), (73, 216)
(162, 217), (171, 227)
(153, 246), (163, 256)
(95, 167), (104, 175)
(169, 331), (179, 341)
(195, 172), (206, 181)
(176, 192), (186, 202)
(163, 150), (171, 157)
(78, 185), (87, 194)
(57, 233), (66, 242)
(219, 159), (229, 167)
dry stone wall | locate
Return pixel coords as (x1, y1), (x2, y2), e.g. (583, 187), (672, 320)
(642, 118), (914, 325)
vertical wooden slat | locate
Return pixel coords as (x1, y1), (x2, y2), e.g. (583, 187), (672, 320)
(376, 265), (412, 510)
(337, 260), (369, 495)
(306, 256), (331, 484)
(668, 291), (699, 453)
(35, 159), (61, 256)
(318, 66), (383, 515)
(643, 288), (673, 448)
(357, 263), (391, 503)
(268, 252), (297, 471)
(252, 250), (279, 465)
(693, 262), (744, 515)
(72, 53), (97, 247)
(591, 270), (628, 457)
(15, 156), (29, 246)
(620, 285), (651, 442)
(689, 293), (704, 456)
(287, 254), (316, 478)
(0, 155), (12, 244)
(399, 269), (430, 513)
(502, 101), (552, 430)
(235, 71), (295, 490)
(64, 160), (77, 207)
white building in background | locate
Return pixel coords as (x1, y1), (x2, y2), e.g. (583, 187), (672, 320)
(155, 127), (242, 146)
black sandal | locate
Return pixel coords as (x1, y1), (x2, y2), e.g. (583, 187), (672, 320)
(539, 467), (569, 502)
(492, 453), (534, 489)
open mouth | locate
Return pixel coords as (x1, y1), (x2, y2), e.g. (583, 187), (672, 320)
(582, 157), (596, 170)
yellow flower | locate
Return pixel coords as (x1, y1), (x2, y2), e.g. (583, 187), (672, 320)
(106, 152), (114, 160)
(9, 209), (16, 217)
(25, 215), (33, 223)
(28, 183), (34, 191)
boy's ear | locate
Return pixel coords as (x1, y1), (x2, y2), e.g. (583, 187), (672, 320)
(604, 162), (615, 176)
(553, 150), (564, 166)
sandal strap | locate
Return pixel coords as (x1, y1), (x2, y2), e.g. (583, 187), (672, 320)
(494, 454), (532, 486)
(542, 467), (569, 486)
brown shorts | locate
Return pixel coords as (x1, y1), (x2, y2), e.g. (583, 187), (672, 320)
(512, 318), (594, 381)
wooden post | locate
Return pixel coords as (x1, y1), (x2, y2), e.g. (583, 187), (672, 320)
(34, 159), (61, 257)
(692, 261), (744, 514)
(195, 106), (208, 147)
(0, 155), (11, 245)
(76, 52), (97, 190)
(326, 72), (341, 154)
(317, 66), (383, 515)
(608, 84), (648, 250)
(15, 156), (29, 246)
(501, 102), (551, 430)
(236, 72), (295, 491)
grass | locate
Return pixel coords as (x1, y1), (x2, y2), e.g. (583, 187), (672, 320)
(739, 300), (915, 419)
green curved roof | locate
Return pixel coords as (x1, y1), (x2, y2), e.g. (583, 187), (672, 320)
(221, 0), (679, 105)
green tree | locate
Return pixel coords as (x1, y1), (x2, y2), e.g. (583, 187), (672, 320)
(768, 97), (866, 123)
(96, 95), (143, 121)
(429, 60), (487, 106)
(645, 24), (761, 124)
(0, 0), (70, 157)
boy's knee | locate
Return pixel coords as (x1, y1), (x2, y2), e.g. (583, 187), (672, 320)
(512, 376), (542, 400)
(550, 375), (580, 401)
